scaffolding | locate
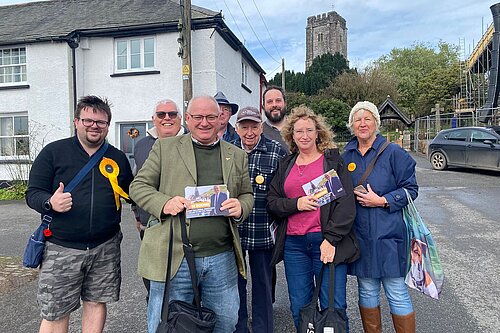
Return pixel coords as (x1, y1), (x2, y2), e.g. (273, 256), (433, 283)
(455, 24), (493, 112)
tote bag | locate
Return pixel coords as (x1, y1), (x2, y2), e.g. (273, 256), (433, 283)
(403, 189), (444, 299)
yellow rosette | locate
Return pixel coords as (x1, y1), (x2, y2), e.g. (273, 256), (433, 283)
(99, 157), (130, 210)
(347, 162), (356, 172)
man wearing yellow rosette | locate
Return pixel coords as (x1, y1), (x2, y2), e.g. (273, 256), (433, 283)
(26, 96), (133, 333)
(232, 106), (287, 333)
(130, 95), (254, 333)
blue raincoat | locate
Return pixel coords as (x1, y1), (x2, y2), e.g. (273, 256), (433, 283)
(341, 134), (418, 278)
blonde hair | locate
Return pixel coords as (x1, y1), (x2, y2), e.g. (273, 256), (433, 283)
(282, 105), (336, 154)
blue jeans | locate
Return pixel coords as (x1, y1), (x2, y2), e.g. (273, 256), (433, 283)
(147, 250), (239, 333)
(358, 277), (414, 315)
(284, 233), (348, 331)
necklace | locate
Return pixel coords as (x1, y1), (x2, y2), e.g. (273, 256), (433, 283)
(297, 164), (307, 177)
(296, 152), (322, 177)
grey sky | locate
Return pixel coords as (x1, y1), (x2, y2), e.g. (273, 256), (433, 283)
(1, 0), (496, 78)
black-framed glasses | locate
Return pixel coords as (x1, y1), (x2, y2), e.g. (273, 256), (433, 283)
(187, 113), (219, 123)
(78, 118), (109, 128)
(156, 111), (179, 119)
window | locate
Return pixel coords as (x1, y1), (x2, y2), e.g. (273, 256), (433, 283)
(445, 130), (468, 142)
(470, 130), (498, 144)
(0, 114), (29, 157)
(115, 37), (156, 72)
(119, 122), (153, 171)
(241, 61), (248, 86)
(0, 47), (27, 84)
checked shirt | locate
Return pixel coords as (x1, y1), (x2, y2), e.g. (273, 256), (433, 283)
(233, 135), (288, 250)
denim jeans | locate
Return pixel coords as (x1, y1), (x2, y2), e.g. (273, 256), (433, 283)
(358, 277), (414, 315)
(147, 250), (239, 333)
(284, 232), (349, 331)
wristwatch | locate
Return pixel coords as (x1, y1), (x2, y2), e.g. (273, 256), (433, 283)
(43, 198), (52, 211)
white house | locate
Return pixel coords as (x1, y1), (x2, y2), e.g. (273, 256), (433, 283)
(0, 0), (266, 180)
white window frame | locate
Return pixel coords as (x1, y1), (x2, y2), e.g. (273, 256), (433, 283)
(0, 47), (27, 85)
(241, 61), (249, 86)
(114, 36), (156, 72)
(0, 113), (29, 159)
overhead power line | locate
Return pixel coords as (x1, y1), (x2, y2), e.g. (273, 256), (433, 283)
(221, 0), (246, 44)
(250, 0), (282, 59)
(234, 0), (281, 64)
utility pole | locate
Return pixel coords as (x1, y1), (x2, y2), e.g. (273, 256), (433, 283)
(178, 0), (193, 116)
(281, 58), (285, 91)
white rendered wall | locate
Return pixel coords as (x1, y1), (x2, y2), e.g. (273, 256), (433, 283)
(0, 29), (263, 180)
(0, 42), (72, 180)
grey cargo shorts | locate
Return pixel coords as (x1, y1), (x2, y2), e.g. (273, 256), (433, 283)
(37, 230), (122, 321)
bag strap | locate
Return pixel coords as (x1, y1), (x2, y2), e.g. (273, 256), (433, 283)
(160, 217), (175, 322)
(65, 141), (109, 193)
(357, 141), (390, 186)
(310, 262), (336, 309)
(179, 213), (204, 317)
(160, 213), (204, 322)
(43, 141), (109, 222)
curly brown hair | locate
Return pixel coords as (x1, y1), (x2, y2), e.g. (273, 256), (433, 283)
(282, 105), (336, 154)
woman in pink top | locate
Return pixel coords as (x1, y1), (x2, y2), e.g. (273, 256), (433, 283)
(267, 106), (359, 331)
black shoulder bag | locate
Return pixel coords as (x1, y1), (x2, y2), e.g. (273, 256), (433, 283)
(299, 263), (347, 333)
(156, 213), (216, 333)
(22, 142), (109, 268)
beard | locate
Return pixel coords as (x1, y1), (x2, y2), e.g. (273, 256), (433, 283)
(265, 107), (286, 123)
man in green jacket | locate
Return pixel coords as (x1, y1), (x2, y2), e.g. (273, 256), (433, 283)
(130, 95), (254, 333)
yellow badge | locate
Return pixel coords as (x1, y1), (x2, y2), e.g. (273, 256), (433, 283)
(255, 175), (265, 184)
(99, 157), (130, 210)
(347, 162), (356, 172)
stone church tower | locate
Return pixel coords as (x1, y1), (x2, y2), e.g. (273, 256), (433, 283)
(305, 11), (347, 69)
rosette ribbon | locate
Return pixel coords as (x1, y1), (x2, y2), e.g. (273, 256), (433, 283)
(99, 157), (130, 210)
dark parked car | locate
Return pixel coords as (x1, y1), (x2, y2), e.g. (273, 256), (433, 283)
(428, 127), (500, 171)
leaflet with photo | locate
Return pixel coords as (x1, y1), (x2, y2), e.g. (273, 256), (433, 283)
(185, 184), (230, 219)
(301, 169), (346, 206)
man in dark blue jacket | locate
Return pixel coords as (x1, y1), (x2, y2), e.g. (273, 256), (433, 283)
(26, 95), (133, 333)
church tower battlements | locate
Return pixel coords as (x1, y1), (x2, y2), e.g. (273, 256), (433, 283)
(305, 11), (347, 69)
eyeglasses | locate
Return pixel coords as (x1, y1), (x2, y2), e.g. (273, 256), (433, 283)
(293, 129), (316, 136)
(188, 113), (219, 123)
(155, 111), (178, 119)
(78, 118), (109, 129)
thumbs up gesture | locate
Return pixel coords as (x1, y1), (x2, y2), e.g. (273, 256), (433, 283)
(50, 182), (73, 213)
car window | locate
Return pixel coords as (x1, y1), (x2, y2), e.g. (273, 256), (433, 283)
(470, 130), (498, 144)
(445, 130), (468, 141)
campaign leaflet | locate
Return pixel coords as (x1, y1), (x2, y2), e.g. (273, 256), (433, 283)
(185, 184), (230, 219)
(301, 169), (346, 206)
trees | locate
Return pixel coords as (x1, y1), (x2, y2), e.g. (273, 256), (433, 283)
(269, 52), (349, 95)
(376, 42), (460, 116)
(266, 41), (460, 136)
(322, 65), (399, 108)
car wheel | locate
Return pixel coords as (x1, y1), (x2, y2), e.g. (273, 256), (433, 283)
(431, 152), (447, 170)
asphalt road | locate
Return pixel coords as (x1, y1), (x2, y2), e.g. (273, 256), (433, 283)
(0, 153), (499, 332)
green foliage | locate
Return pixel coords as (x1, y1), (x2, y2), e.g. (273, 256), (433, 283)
(322, 65), (399, 108)
(269, 52), (349, 95)
(415, 64), (461, 117)
(0, 183), (27, 200)
(309, 97), (351, 138)
(376, 41), (460, 116)
(285, 93), (351, 139)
